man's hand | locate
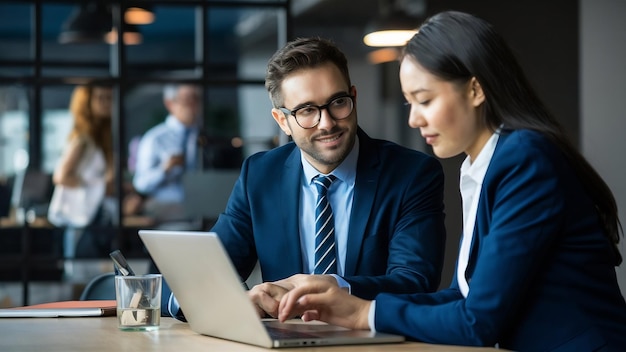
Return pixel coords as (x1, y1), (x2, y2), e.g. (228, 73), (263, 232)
(247, 282), (289, 318)
(273, 274), (340, 292)
(248, 274), (340, 318)
(163, 154), (184, 172)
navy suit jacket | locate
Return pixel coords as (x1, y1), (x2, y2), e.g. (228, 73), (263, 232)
(375, 130), (626, 351)
(212, 128), (446, 299)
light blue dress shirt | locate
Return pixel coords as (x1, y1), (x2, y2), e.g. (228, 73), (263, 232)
(133, 115), (198, 203)
(300, 137), (358, 280)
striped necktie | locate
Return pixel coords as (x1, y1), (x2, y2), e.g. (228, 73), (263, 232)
(313, 174), (337, 275)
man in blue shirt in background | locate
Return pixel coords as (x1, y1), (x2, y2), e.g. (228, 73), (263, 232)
(133, 84), (201, 220)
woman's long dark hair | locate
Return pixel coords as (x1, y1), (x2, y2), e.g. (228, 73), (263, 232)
(403, 11), (622, 264)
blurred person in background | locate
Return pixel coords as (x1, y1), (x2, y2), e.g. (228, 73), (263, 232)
(132, 84), (201, 222)
(52, 83), (116, 259)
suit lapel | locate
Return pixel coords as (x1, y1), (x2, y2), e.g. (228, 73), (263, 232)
(280, 147), (305, 272)
(345, 130), (380, 276)
(464, 132), (508, 282)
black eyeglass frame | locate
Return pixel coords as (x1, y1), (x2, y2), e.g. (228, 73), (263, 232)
(279, 94), (355, 129)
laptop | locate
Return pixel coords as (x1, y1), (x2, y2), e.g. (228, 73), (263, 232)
(138, 230), (405, 348)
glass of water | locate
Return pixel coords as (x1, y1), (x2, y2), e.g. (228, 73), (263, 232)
(115, 274), (162, 331)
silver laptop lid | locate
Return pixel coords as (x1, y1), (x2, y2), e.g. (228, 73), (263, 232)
(139, 230), (405, 348)
(139, 230), (273, 348)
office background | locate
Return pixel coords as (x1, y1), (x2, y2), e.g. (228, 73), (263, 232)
(0, 0), (624, 302)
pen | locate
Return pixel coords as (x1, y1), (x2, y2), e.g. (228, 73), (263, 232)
(109, 250), (136, 276)
(110, 249), (149, 317)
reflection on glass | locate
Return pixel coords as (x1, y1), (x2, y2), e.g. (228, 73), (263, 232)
(42, 86), (74, 173)
(42, 110), (73, 173)
(212, 85), (277, 158)
(209, 6), (284, 81)
(0, 86), (29, 177)
(126, 6), (196, 69)
(0, 3), (32, 62)
(42, 4), (111, 64)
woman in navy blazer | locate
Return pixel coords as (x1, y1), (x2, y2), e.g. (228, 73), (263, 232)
(277, 11), (626, 351)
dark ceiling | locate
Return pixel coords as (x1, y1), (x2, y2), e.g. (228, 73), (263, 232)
(0, 0), (424, 40)
(293, 0), (381, 27)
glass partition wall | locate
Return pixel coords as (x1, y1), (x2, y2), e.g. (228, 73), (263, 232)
(0, 0), (289, 304)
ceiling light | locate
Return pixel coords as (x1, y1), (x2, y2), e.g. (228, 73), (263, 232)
(58, 3), (111, 44)
(125, 6), (155, 25)
(105, 24), (143, 46)
(363, 10), (419, 47)
(59, 2), (143, 45)
(363, 0), (426, 48)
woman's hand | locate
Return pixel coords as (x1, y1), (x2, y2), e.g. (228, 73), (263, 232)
(277, 279), (372, 330)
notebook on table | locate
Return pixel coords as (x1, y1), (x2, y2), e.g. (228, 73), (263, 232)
(138, 230), (405, 348)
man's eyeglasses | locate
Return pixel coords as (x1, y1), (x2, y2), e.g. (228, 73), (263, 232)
(279, 95), (355, 129)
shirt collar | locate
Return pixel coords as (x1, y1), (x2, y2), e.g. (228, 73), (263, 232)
(460, 131), (500, 184)
(302, 135), (359, 186)
(165, 115), (197, 132)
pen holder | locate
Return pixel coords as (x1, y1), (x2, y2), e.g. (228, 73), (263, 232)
(114, 274), (162, 331)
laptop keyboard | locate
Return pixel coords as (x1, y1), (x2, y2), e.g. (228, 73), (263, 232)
(265, 326), (319, 339)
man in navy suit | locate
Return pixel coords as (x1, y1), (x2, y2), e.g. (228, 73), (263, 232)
(167, 37), (446, 319)
(222, 37), (446, 317)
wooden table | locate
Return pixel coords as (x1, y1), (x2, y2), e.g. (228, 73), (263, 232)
(0, 316), (502, 351)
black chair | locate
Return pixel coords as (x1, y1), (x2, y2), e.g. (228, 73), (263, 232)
(79, 272), (116, 300)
